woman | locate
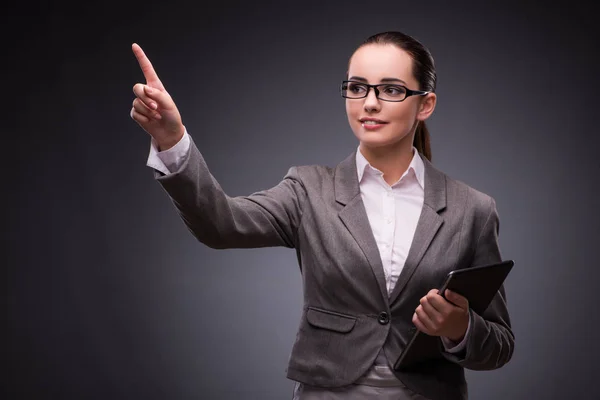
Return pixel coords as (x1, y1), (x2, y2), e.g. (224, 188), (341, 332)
(130, 31), (514, 400)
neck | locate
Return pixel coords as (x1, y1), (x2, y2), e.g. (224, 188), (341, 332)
(359, 138), (415, 186)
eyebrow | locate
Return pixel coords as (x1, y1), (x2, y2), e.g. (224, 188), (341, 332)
(349, 76), (407, 85)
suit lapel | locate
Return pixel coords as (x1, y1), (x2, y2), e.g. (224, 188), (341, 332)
(335, 152), (389, 304)
(388, 156), (447, 304)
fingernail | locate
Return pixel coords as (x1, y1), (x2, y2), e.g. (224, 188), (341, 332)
(145, 86), (153, 94)
(154, 113), (162, 120)
(150, 102), (157, 110)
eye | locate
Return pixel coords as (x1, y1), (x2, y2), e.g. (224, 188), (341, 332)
(348, 82), (367, 94)
(381, 85), (406, 97)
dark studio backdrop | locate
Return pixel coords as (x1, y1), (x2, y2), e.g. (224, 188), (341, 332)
(5, 1), (600, 399)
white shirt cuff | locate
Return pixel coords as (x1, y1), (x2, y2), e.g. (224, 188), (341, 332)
(146, 130), (191, 175)
(441, 311), (472, 353)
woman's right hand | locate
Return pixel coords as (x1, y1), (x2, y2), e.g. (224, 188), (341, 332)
(130, 43), (185, 151)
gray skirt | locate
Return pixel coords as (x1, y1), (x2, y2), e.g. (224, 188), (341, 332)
(292, 350), (429, 400)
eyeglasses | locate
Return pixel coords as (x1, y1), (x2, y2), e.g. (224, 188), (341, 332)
(340, 80), (429, 102)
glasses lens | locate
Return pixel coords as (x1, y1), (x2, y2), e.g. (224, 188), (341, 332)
(377, 85), (407, 101)
(342, 81), (368, 98)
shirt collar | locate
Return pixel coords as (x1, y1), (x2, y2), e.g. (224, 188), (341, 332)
(355, 146), (425, 189)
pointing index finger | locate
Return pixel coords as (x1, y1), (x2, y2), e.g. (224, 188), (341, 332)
(132, 43), (164, 89)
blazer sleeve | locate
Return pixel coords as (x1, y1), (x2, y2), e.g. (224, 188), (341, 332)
(154, 136), (307, 249)
(442, 197), (515, 370)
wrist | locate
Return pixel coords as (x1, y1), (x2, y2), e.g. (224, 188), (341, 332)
(446, 331), (465, 343)
(446, 313), (469, 342)
(156, 126), (185, 151)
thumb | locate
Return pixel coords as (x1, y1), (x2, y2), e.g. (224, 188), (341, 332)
(445, 289), (469, 309)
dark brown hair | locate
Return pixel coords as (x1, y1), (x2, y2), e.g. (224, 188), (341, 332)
(356, 31), (436, 161)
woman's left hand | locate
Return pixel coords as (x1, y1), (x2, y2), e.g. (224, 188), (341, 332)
(412, 289), (470, 342)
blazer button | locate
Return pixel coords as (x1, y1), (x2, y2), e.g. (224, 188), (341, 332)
(378, 312), (390, 325)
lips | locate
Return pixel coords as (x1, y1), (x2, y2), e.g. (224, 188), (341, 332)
(359, 118), (388, 124)
(359, 118), (388, 130)
(361, 120), (386, 126)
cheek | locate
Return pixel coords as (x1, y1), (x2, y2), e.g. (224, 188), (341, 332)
(345, 101), (358, 118)
(391, 102), (419, 121)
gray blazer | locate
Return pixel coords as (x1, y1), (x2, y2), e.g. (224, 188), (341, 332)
(155, 137), (514, 400)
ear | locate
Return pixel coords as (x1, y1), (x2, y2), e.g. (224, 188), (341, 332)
(416, 93), (437, 121)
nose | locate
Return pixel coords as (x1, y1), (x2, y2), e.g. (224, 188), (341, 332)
(363, 86), (381, 112)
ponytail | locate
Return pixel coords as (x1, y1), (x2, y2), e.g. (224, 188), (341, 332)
(414, 121), (432, 162)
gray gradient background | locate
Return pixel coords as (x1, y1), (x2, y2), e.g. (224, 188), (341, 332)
(6, 1), (600, 399)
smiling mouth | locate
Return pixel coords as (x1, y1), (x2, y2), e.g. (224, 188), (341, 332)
(361, 120), (387, 125)
(360, 121), (388, 131)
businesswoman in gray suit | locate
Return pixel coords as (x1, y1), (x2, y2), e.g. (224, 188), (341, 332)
(130, 31), (514, 400)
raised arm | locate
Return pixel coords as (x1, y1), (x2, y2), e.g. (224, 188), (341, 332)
(130, 44), (306, 249)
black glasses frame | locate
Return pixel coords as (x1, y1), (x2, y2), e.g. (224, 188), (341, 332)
(340, 80), (429, 102)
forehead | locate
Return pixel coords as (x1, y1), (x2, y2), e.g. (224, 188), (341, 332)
(348, 44), (415, 84)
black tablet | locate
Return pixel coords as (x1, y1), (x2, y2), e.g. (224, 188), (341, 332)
(394, 259), (514, 370)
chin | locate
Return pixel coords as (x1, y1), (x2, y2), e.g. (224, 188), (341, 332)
(355, 132), (409, 150)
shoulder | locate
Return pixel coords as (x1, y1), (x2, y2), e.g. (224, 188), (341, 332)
(283, 164), (336, 193)
(452, 176), (495, 207)
(286, 164), (335, 179)
(284, 153), (353, 186)
(430, 162), (497, 218)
